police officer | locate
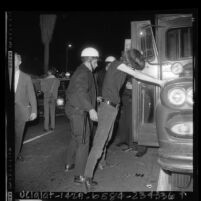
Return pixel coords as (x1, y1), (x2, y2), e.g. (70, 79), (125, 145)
(105, 56), (116, 71)
(64, 47), (99, 185)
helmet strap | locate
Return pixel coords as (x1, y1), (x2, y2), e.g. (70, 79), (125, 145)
(89, 60), (94, 72)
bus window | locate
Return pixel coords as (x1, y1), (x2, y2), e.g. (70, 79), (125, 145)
(166, 27), (192, 60)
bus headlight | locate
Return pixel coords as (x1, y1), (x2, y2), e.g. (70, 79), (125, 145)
(168, 88), (186, 106)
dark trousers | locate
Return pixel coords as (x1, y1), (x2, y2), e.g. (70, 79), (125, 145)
(116, 95), (133, 147)
(66, 111), (90, 176)
(116, 95), (133, 146)
(84, 102), (118, 178)
(15, 105), (26, 161)
(44, 97), (56, 130)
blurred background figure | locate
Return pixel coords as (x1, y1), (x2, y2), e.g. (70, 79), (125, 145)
(115, 76), (134, 151)
(115, 76), (148, 156)
(41, 68), (60, 132)
(15, 52), (37, 161)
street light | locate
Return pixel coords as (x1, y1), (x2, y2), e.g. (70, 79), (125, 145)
(66, 43), (72, 73)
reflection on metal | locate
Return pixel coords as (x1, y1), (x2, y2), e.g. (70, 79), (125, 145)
(142, 89), (145, 124)
(157, 168), (172, 191)
(124, 39), (131, 51)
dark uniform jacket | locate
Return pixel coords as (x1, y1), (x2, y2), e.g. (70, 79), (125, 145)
(65, 64), (96, 113)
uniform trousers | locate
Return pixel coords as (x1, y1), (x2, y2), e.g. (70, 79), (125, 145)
(84, 102), (119, 178)
(66, 110), (91, 176)
(44, 97), (56, 130)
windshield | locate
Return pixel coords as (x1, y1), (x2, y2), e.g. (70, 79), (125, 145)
(166, 27), (192, 60)
(161, 26), (193, 79)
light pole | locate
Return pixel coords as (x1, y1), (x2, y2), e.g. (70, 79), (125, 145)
(66, 43), (72, 73)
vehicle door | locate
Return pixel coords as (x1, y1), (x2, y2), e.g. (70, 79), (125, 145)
(131, 20), (160, 146)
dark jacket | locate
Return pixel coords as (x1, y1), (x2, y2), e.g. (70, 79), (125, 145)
(102, 60), (127, 105)
(41, 76), (60, 99)
(65, 64), (96, 113)
(15, 71), (37, 122)
(96, 68), (106, 96)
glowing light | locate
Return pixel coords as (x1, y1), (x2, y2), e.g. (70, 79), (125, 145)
(171, 122), (193, 135)
(57, 98), (64, 106)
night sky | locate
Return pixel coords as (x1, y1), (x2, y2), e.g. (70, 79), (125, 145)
(11, 10), (192, 75)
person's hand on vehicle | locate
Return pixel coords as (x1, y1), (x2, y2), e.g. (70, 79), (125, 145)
(89, 109), (98, 122)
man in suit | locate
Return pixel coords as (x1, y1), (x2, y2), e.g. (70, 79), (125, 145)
(41, 68), (60, 131)
(14, 52), (37, 161)
(64, 47), (98, 185)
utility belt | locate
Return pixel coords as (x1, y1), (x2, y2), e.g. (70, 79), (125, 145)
(100, 98), (119, 108)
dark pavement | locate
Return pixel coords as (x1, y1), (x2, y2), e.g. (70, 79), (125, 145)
(15, 116), (161, 192)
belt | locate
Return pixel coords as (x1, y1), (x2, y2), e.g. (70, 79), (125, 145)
(101, 98), (119, 108)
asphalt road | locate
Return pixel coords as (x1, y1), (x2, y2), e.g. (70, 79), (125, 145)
(15, 116), (162, 193)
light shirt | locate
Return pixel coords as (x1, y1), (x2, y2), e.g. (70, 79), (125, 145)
(15, 69), (20, 93)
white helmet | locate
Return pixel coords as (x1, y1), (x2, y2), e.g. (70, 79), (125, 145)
(81, 47), (99, 57)
(105, 56), (116, 63)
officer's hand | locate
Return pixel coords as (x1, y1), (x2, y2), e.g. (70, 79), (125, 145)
(29, 113), (37, 121)
(89, 109), (98, 122)
(97, 96), (103, 103)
